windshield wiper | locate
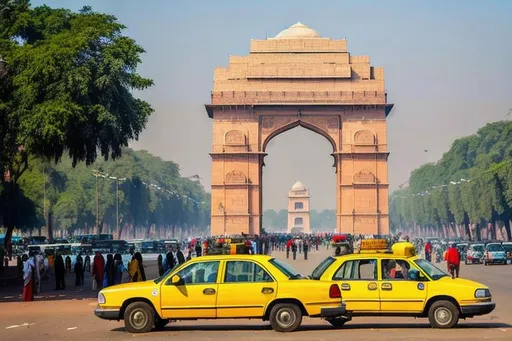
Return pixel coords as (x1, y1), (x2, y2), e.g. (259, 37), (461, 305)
(290, 273), (303, 279)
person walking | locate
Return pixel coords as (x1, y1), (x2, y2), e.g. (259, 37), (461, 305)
(22, 254), (35, 301)
(54, 254), (66, 290)
(424, 241), (432, 262)
(446, 243), (460, 279)
(303, 240), (309, 260)
(103, 254), (115, 288)
(113, 253), (127, 285)
(74, 256), (84, 286)
(92, 252), (105, 290)
(292, 242), (297, 261)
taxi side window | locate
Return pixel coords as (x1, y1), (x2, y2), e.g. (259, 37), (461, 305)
(169, 261), (220, 285)
(333, 259), (377, 280)
(381, 259), (416, 280)
(224, 261), (274, 283)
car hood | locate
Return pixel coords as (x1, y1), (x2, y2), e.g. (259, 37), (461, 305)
(100, 280), (156, 293)
(438, 276), (487, 289)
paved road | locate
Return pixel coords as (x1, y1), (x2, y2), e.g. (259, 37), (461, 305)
(1, 248), (511, 341)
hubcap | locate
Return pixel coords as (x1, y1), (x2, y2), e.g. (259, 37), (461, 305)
(131, 309), (148, 329)
(435, 307), (452, 326)
(277, 308), (295, 328)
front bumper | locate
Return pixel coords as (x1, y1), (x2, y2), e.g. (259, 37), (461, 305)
(460, 302), (496, 317)
(320, 304), (347, 318)
(94, 308), (121, 320)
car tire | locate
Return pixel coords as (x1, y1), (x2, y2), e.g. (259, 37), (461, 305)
(154, 318), (169, 330)
(124, 301), (155, 333)
(428, 300), (459, 329)
(327, 317), (347, 328)
(269, 303), (302, 332)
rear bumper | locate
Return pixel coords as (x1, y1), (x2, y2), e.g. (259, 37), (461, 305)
(460, 302), (496, 317)
(320, 304), (347, 318)
(94, 308), (121, 320)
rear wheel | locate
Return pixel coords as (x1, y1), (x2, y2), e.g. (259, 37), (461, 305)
(124, 302), (155, 333)
(269, 303), (302, 332)
(428, 300), (459, 329)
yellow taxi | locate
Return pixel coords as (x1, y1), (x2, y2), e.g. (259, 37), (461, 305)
(311, 239), (495, 329)
(94, 254), (346, 333)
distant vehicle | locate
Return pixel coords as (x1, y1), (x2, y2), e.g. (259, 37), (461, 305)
(484, 243), (507, 265)
(465, 244), (484, 265)
(502, 242), (512, 265)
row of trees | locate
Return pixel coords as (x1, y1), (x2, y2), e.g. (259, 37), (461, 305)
(1, 2), (156, 246)
(390, 120), (512, 241)
(3, 148), (210, 240)
(263, 209), (336, 231)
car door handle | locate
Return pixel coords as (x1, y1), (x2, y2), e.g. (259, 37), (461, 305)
(261, 287), (274, 294)
(368, 282), (378, 291)
(381, 282), (392, 291)
(340, 283), (351, 291)
(203, 288), (216, 295)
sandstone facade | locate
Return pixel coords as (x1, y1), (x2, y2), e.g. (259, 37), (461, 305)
(206, 23), (393, 236)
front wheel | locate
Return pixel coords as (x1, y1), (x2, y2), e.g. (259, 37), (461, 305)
(428, 300), (459, 329)
(269, 303), (302, 332)
(124, 302), (155, 333)
(327, 317), (347, 328)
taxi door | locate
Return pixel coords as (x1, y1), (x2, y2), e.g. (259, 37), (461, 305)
(334, 259), (380, 312)
(216, 260), (277, 318)
(379, 259), (428, 313)
(159, 260), (220, 319)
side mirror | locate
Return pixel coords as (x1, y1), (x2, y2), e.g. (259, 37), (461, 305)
(171, 275), (183, 285)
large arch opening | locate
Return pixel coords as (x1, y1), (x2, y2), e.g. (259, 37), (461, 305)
(262, 125), (336, 234)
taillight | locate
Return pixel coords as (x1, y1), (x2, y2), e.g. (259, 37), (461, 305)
(329, 284), (341, 298)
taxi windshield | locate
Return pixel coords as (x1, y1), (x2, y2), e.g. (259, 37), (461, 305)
(269, 258), (302, 279)
(154, 268), (172, 284)
(414, 259), (449, 280)
(311, 257), (336, 280)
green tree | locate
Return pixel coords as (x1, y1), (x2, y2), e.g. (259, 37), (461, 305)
(1, 1), (153, 247)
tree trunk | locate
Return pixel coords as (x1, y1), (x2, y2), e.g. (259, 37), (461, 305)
(503, 218), (512, 241)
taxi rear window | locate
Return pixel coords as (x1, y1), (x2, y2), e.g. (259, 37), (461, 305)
(311, 257), (336, 280)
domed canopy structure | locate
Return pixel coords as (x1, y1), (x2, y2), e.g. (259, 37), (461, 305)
(275, 22), (320, 39)
(291, 180), (306, 192)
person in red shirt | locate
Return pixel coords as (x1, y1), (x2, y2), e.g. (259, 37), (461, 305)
(446, 243), (460, 279)
(424, 241), (432, 262)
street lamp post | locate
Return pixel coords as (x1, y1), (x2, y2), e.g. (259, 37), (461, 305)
(92, 169), (108, 234)
(109, 176), (126, 234)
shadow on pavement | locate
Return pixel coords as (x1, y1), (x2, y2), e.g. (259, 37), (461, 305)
(110, 321), (512, 333)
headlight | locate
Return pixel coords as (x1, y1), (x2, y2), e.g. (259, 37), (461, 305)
(98, 292), (106, 304)
(474, 289), (491, 298)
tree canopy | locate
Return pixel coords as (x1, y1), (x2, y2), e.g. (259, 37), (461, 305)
(4, 148), (210, 238)
(0, 1), (154, 245)
(390, 120), (512, 241)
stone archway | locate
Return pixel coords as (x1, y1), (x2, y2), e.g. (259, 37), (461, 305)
(205, 22), (393, 236)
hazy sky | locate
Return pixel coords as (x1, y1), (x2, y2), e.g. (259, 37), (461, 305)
(34, 0), (512, 210)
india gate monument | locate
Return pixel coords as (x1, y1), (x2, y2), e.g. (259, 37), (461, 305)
(206, 22), (393, 236)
